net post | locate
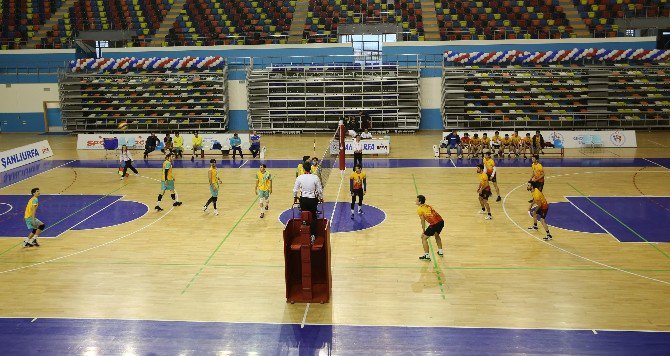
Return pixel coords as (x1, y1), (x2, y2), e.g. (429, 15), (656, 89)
(338, 120), (345, 171)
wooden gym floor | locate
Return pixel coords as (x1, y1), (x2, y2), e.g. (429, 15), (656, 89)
(1, 131), (670, 353)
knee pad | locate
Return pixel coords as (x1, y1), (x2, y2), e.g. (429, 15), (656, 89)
(38, 223), (45, 230)
(31, 229), (37, 234)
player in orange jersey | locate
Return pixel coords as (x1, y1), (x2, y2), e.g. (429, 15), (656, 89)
(476, 164), (492, 219)
(416, 195), (444, 261)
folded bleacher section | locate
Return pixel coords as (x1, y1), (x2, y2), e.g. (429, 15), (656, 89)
(1, 0), (63, 49)
(247, 63), (420, 132)
(165, 0), (296, 46)
(60, 57), (228, 132)
(37, 0), (172, 49)
(442, 49), (670, 128)
(303, 0), (424, 43)
(435, 0), (574, 40)
(572, 0), (670, 38)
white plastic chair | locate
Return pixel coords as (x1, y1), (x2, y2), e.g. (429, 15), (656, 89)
(591, 135), (603, 149)
(581, 135), (593, 153)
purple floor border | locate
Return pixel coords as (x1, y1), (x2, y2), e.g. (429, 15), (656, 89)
(1, 318), (669, 354)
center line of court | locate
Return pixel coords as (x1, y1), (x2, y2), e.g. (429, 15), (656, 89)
(180, 195), (259, 294)
(412, 174), (447, 300)
(567, 182), (670, 261)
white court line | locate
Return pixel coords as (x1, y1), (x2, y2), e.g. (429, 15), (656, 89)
(0, 202), (13, 216)
(592, 330), (598, 334)
(502, 170), (670, 287)
(238, 160), (249, 168)
(328, 170), (345, 224)
(56, 196), (124, 237)
(643, 158), (670, 171)
(564, 198), (619, 242)
(30, 318), (37, 323)
(449, 158), (456, 168)
(301, 303), (310, 329)
(647, 139), (668, 148)
(0, 206), (175, 275)
(0, 160), (75, 191)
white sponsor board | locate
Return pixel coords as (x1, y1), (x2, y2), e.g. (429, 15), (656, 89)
(77, 133), (251, 150)
(330, 138), (390, 155)
(0, 140), (54, 172)
(442, 130), (637, 149)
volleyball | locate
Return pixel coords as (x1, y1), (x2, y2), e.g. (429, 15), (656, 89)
(118, 122), (129, 131)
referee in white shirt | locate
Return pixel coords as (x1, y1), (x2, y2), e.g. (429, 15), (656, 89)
(293, 162), (323, 240)
(352, 135), (363, 171)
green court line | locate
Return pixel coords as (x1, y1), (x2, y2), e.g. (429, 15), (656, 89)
(2, 258), (670, 273)
(180, 195), (259, 294)
(567, 182), (670, 261)
(0, 182), (127, 259)
(412, 173), (447, 300)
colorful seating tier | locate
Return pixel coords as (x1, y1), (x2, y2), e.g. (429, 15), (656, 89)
(573, 0), (670, 38)
(435, 0), (573, 40)
(1, 0), (63, 49)
(37, 0), (173, 49)
(165, 0), (296, 46)
(303, 0), (424, 43)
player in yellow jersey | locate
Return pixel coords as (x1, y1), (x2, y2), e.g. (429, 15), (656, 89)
(256, 163), (273, 218)
(521, 133), (532, 159)
(483, 152), (502, 202)
(203, 159), (221, 215)
(296, 155), (311, 177)
(528, 154), (545, 203)
(311, 157), (321, 182)
(481, 133), (491, 156)
(470, 133), (482, 158)
(350, 165), (367, 218)
(173, 132), (184, 159)
(191, 132), (204, 161)
(416, 195), (444, 261)
(23, 187), (44, 247)
(500, 133), (511, 158)
(156, 153), (182, 211)
(527, 182), (552, 240)
(476, 164), (492, 219)
(491, 131), (502, 157)
(510, 130), (521, 158)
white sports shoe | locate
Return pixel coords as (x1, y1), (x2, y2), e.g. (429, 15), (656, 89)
(202, 206), (207, 212)
(484, 215), (492, 220)
(214, 209), (219, 216)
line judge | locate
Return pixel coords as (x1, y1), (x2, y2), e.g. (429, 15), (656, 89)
(293, 162), (324, 243)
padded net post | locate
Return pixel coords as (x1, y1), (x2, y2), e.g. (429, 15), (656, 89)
(338, 120), (345, 171)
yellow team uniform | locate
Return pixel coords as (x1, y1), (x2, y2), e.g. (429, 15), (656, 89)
(24, 197), (38, 219)
(161, 160), (175, 190)
(24, 197), (40, 229)
(296, 163), (305, 176)
(350, 171), (366, 190)
(209, 167), (219, 197)
(501, 136), (511, 146)
(481, 136), (491, 147)
(511, 134), (521, 146)
(532, 188), (549, 210)
(417, 204), (443, 225)
(192, 136), (203, 149)
(256, 170), (272, 199)
(532, 162), (545, 183)
(470, 137), (481, 147)
(522, 136), (532, 147)
(173, 135), (184, 149)
(483, 157), (496, 176)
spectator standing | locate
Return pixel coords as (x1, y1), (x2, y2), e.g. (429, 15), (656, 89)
(352, 135), (363, 170)
(143, 133), (158, 159)
(532, 131), (545, 155)
(360, 111), (372, 131)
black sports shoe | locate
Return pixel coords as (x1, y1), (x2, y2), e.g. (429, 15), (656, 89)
(265, 205), (269, 210)
(155, 206), (164, 211)
(528, 199), (533, 203)
(350, 212), (354, 219)
(23, 242), (34, 248)
(496, 196), (501, 202)
(437, 250), (444, 257)
(543, 234), (553, 241)
(173, 201), (182, 206)
(419, 255), (430, 261)
(32, 240), (40, 247)
(528, 225), (538, 231)
(190, 156), (194, 161)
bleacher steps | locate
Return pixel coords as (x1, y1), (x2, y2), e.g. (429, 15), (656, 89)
(24, 0), (77, 49)
(557, 0), (591, 38)
(150, 0), (189, 47)
(420, 0), (440, 41)
(288, 0), (310, 44)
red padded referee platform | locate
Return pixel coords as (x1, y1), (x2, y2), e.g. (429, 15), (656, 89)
(283, 211), (331, 304)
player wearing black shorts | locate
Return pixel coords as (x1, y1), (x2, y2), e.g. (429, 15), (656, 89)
(350, 165), (366, 218)
(416, 195), (444, 260)
(477, 164), (492, 219)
